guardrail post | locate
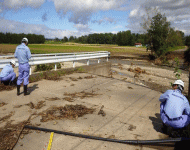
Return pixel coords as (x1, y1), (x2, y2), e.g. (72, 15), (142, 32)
(107, 57), (108, 62)
(87, 59), (89, 66)
(55, 63), (57, 71)
(98, 59), (100, 63)
(73, 61), (75, 68)
(29, 67), (32, 75)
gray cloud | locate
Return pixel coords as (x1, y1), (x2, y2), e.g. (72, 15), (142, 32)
(92, 17), (116, 25)
(52, 0), (125, 25)
(127, 0), (190, 35)
(0, 0), (45, 11)
(73, 24), (91, 32)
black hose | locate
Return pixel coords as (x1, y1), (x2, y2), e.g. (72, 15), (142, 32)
(24, 125), (190, 145)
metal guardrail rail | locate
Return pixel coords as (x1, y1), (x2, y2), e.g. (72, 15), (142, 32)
(0, 51), (110, 74)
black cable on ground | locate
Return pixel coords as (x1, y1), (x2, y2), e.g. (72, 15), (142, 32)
(24, 125), (190, 145)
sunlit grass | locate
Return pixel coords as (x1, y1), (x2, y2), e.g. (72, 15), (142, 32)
(0, 42), (148, 55)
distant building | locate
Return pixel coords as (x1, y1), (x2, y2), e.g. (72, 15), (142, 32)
(135, 43), (142, 47)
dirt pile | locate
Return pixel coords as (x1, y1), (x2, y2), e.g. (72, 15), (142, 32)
(39, 104), (95, 122)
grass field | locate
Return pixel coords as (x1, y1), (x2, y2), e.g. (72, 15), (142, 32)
(0, 42), (185, 57)
(0, 42), (148, 55)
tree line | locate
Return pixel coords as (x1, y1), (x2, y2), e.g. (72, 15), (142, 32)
(60, 29), (187, 50)
(0, 32), (45, 44)
(60, 32), (148, 46)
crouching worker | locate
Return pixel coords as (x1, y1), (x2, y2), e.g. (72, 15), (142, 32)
(0, 60), (16, 85)
(159, 80), (190, 133)
(14, 37), (31, 96)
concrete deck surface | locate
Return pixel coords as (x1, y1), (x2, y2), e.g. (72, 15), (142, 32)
(0, 72), (171, 150)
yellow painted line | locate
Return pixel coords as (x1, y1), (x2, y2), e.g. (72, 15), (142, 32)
(47, 132), (54, 150)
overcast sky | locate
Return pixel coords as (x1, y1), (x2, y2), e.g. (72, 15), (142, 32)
(0, 0), (190, 39)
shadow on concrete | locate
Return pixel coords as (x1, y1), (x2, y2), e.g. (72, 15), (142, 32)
(149, 113), (163, 133)
(28, 84), (39, 94)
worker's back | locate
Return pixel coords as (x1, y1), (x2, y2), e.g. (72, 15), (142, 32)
(164, 90), (189, 119)
(14, 43), (31, 64)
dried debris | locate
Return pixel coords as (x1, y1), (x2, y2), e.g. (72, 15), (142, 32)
(0, 115), (32, 150)
(43, 72), (61, 81)
(128, 86), (133, 89)
(78, 76), (83, 79)
(0, 121), (27, 150)
(118, 63), (123, 70)
(44, 97), (60, 101)
(39, 104), (95, 122)
(84, 75), (94, 79)
(98, 105), (106, 117)
(108, 135), (115, 139)
(0, 112), (14, 122)
(26, 101), (46, 109)
(0, 83), (16, 92)
(0, 102), (7, 107)
(64, 91), (99, 99)
(128, 124), (136, 131)
(63, 97), (74, 102)
(14, 105), (23, 108)
(69, 77), (78, 81)
(128, 67), (146, 74)
(134, 73), (139, 78)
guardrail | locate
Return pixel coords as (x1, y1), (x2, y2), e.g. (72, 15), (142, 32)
(0, 51), (110, 75)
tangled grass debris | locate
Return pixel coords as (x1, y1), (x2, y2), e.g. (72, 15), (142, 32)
(26, 101), (46, 109)
(44, 97), (61, 101)
(39, 104), (95, 122)
(64, 91), (99, 99)
(0, 83), (16, 92)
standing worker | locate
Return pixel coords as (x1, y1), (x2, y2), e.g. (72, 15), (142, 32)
(159, 80), (190, 133)
(0, 60), (16, 85)
(14, 37), (31, 96)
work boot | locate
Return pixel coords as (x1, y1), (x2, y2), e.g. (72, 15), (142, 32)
(24, 85), (30, 96)
(17, 85), (20, 96)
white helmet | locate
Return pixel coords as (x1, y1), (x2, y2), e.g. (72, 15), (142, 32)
(10, 60), (16, 66)
(173, 80), (184, 89)
(22, 37), (28, 43)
